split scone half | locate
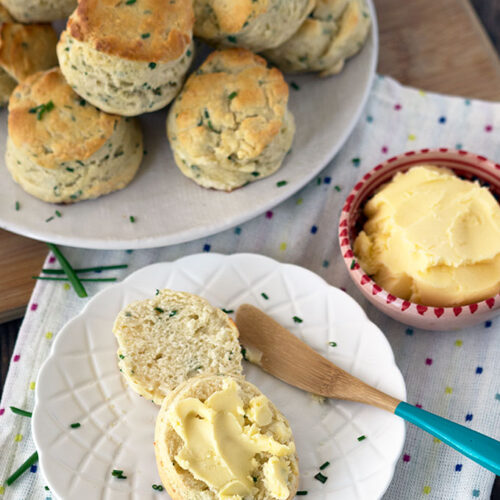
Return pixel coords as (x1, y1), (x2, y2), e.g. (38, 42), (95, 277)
(167, 48), (295, 191)
(6, 68), (143, 203)
(0, 0), (76, 23)
(0, 19), (58, 105)
(113, 289), (243, 405)
(155, 375), (299, 500)
(193, 0), (314, 52)
(57, 0), (194, 116)
(263, 0), (371, 76)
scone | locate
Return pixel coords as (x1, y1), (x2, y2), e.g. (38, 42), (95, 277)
(264, 0), (371, 76)
(155, 375), (299, 500)
(57, 0), (194, 116)
(113, 289), (243, 405)
(167, 48), (295, 191)
(0, 0), (76, 22)
(6, 68), (143, 203)
(194, 0), (314, 52)
(0, 22), (58, 105)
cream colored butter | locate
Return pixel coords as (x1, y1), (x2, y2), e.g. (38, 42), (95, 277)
(167, 379), (294, 500)
(354, 166), (500, 306)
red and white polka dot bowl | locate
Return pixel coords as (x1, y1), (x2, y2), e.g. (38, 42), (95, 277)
(339, 148), (500, 331)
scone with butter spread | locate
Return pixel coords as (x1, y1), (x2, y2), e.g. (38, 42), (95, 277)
(167, 48), (295, 191)
(57, 0), (194, 116)
(0, 0), (76, 22)
(6, 68), (143, 203)
(113, 289), (243, 405)
(354, 166), (500, 307)
(155, 375), (299, 500)
(194, 0), (314, 52)
(264, 0), (371, 76)
(0, 21), (58, 105)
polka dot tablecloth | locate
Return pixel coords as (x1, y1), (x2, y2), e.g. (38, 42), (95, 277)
(1, 76), (499, 499)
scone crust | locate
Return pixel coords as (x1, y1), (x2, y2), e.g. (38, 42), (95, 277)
(8, 68), (119, 169)
(0, 4), (13, 22)
(155, 375), (299, 500)
(197, 0), (269, 35)
(264, 0), (371, 75)
(171, 48), (288, 162)
(68, 0), (194, 62)
(0, 23), (58, 83)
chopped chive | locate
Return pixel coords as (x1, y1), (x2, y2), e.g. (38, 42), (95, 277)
(276, 180), (287, 187)
(296, 492), (308, 496)
(55, 210), (62, 217)
(357, 435), (366, 441)
(251, 171), (260, 177)
(125, 0), (136, 3)
(70, 422), (81, 428)
(319, 461), (330, 470)
(293, 316), (303, 323)
(47, 243), (87, 297)
(119, 354), (125, 359)
(228, 91), (238, 100)
(148, 62), (157, 69)
(155, 288), (160, 295)
(227, 35), (237, 43)
(6, 451), (38, 485)
(241, 347), (247, 360)
(334, 185), (342, 192)
(45, 486), (49, 490)
(222, 308), (234, 314)
(41, 264), (128, 275)
(152, 484), (164, 491)
(10, 406), (32, 418)
(350, 259), (356, 269)
(29, 100), (54, 120)
(33, 276), (117, 282)
(261, 292), (269, 300)
(141, 33), (150, 39)
(328, 341), (337, 347)
(186, 49), (192, 57)
(252, 476), (257, 483)
(314, 472), (328, 484)
(169, 310), (177, 317)
(290, 81), (300, 91)
(129, 215), (136, 223)
(155, 307), (164, 313)
(112, 469), (127, 479)
(15, 201), (20, 211)
(79, 99), (86, 106)
(45, 216), (54, 223)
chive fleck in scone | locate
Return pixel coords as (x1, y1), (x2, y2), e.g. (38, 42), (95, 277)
(0, 0), (76, 22)
(0, 22), (58, 105)
(113, 290), (243, 405)
(155, 375), (299, 500)
(6, 68), (143, 203)
(264, 0), (371, 76)
(57, 0), (194, 116)
(194, 0), (314, 52)
(167, 49), (295, 191)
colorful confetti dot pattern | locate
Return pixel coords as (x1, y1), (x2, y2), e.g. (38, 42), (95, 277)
(0, 76), (499, 500)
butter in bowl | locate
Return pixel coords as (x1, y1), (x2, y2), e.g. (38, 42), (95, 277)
(339, 148), (500, 330)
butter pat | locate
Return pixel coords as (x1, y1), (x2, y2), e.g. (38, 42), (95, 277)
(167, 379), (295, 500)
(354, 166), (500, 306)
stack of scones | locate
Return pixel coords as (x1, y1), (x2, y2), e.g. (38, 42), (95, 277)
(2, 0), (371, 201)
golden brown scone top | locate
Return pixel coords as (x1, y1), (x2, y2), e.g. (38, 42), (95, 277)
(9, 68), (120, 169)
(196, 0), (268, 35)
(0, 23), (58, 82)
(172, 48), (289, 160)
(67, 0), (194, 62)
(0, 4), (13, 22)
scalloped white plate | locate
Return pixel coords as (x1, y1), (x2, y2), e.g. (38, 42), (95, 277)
(0, 2), (377, 249)
(33, 253), (405, 500)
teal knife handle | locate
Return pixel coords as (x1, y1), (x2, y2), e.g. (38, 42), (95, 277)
(395, 402), (500, 475)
